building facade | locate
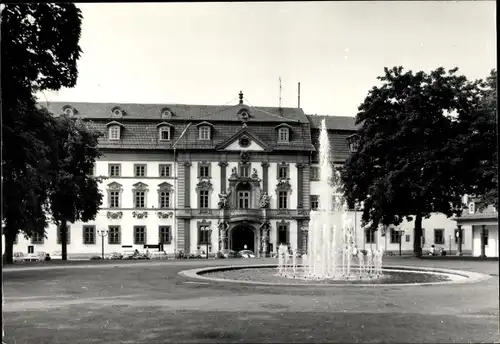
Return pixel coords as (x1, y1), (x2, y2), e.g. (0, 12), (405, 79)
(5, 93), (485, 258)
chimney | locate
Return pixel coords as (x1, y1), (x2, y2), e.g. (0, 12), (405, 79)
(298, 82), (301, 108)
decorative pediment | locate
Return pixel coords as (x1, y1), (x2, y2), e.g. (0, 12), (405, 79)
(158, 182), (173, 191)
(107, 211), (123, 219)
(133, 182), (149, 190)
(156, 121), (174, 128)
(275, 123), (293, 130)
(216, 128), (271, 152)
(278, 219), (290, 226)
(198, 219), (212, 227)
(276, 179), (292, 190)
(157, 211), (173, 219)
(196, 121), (215, 128)
(132, 211), (148, 219)
(107, 182), (123, 190)
(105, 120), (125, 128)
(196, 178), (213, 191)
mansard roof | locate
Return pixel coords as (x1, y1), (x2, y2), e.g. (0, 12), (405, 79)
(306, 114), (359, 131)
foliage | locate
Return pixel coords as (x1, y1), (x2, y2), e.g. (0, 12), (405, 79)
(342, 66), (484, 257)
(1, 4), (83, 264)
(48, 115), (104, 260)
(453, 70), (497, 210)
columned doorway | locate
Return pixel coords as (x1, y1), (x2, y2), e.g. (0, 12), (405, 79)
(230, 225), (256, 252)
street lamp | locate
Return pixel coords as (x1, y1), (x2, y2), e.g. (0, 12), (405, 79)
(97, 228), (108, 259)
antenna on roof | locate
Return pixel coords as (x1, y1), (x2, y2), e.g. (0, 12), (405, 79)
(279, 77), (282, 109)
(298, 82), (301, 109)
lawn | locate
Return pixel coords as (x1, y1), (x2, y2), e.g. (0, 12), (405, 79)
(3, 257), (499, 344)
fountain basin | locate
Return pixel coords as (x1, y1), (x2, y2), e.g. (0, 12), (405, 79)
(179, 264), (492, 287)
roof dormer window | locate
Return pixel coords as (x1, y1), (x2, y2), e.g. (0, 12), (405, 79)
(161, 108), (173, 118)
(109, 125), (121, 140)
(196, 121), (214, 141)
(199, 126), (211, 140)
(347, 134), (360, 153)
(278, 127), (289, 142)
(276, 123), (292, 143)
(159, 126), (171, 141)
(111, 106), (124, 118)
(63, 106), (76, 116)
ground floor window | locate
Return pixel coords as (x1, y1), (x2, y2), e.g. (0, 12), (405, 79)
(278, 224), (289, 245)
(434, 228), (444, 245)
(108, 226), (121, 245)
(134, 226), (146, 245)
(198, 225), (210, 245)
(390, 229), (400, 244)
(83, 226), (96, 245)
(405, 234), (411, 242)
(365, 229), (375, 244)
(159, 226), (172, 245)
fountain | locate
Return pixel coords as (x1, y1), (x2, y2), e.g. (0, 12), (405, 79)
(277, 119), (384, 280)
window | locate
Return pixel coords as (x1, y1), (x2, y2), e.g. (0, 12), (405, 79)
(31, 232), (44, 245)
(109, 126), (120, 140)
(405, 234), (411, 242)
(159, 191), (170, 208)
(199, 190), (209, 209)
(134, 191), (146, 208)
(347, 135), (359, 153)
(390, 229), (401, 244)
(134, 226), (146, 245)
(310, 167), (320, 181)
(56, 225), (71, 244)
(365, 229), (375, 244)
(278, 191), (288, 209)
(310, 195), (319, 210)
(199, 163), (210, 178)
(278, 165), (288, 179)
(112, 109), (123, 117)
(159, 127), (170, 141)
(159, 164), (171, 177)
(238, 191), (250, 209)
(199, 126), (211, 140)
(454, 228), (464, 244)
(109, 164), (121, 177)
(28, 246), (34, 254)
(134, 164), (146, 177)
(278, 128), (289, 142)
(278, 224), (289, 245)
(108, 226), (121, 245)
(159, 226), (172, 245)
(83, 226), (96, 245)
(239, 164), (250, 177)
(434, 229), (444, 245)
(109, 191), (120, 208)
(198, 225), (211, 245)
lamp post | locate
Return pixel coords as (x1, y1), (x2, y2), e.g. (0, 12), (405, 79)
(97, 229), (108, 259)
(205, 226), (213, 260)
(398, 230), (404, 256)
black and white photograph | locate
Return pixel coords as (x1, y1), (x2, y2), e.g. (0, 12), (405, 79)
(2, 2), (497, 343)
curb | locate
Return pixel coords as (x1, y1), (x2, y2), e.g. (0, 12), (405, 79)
(178, 264), (493, 287)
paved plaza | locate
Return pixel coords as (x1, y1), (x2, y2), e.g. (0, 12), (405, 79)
(3, 257), (499, 344)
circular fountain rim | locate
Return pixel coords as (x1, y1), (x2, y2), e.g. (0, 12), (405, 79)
(178, 264), (492, 287)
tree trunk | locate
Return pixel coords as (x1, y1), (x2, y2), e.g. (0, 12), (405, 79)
(60, 220), (68, 261)
(3, 226), (17, 264)
(480, 225), (486, 258)
(457, 225), (463, 256)
(413, 213), (423, 257)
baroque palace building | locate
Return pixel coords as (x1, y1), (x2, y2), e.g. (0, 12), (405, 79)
(4, 92), (497, 257)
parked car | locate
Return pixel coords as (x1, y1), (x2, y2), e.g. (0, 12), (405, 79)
(239, 250), (256, 258)
(24, 252), (46, 262)
(150, 251), (168, 260)
(218, 249), (240, 259)
(13, 252), (25, 263)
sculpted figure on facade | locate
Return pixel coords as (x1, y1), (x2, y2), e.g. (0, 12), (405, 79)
(251, 168), (259, 180)
(259, 191), (270, 208)
(217, 190), (231, 209)
(231, 167), (238, 178)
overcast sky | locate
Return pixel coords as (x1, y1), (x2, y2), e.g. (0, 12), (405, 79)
(38, 1), (496, 117)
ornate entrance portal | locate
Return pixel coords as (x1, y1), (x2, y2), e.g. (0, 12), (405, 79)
(230, 225), (256, 252)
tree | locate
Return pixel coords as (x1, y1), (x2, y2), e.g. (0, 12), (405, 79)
(1, 4), (83, 263)
(454, 70), (497, 210)
(47, 115), (104, 261)
(342, 66), (482, 257)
